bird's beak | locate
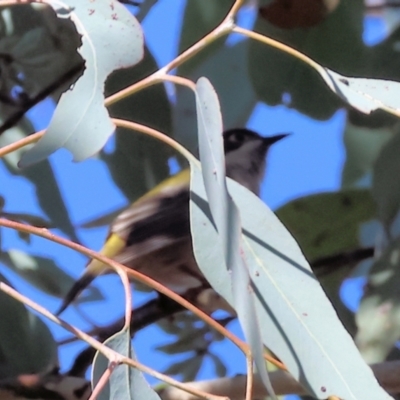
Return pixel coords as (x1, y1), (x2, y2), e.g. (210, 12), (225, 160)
(263, 133), (290, 146)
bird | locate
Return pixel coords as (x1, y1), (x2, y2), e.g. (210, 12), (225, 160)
(56, 128), (288, 315)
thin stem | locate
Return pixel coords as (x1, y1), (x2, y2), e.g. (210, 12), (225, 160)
(112, 119), (199, 167)
(232, 26), (325, 74)
(89, 363), (116, 400)
(225, 0), (246, 21)
(245, 355), (254, 400)
(161, 74), (196, 90)
(0, 131), (44, 158)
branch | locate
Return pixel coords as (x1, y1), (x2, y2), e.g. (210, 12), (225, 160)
(311, 247), (374, 276)
(0, 61), (85, 135)
(159, 360), (400, 400)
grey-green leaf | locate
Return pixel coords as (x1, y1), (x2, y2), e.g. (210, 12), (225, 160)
(342, 121), (393, 188)
(92, 327), (161, 400)
(275, 189), (377, 261)
(1, 249), (102, 300)
(0, 273), (58, 380)
(372, 130), (400, 231)
(195, 77), (275, 398)
(0, 119), (79, 242)
(20, 0), (144, 166)
(356, 237), (400, 363)
(190, 173), (392, 399)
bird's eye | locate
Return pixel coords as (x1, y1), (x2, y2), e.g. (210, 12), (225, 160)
(231, 132), (245, 143)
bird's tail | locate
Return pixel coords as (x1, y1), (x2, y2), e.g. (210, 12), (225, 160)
(56, 233), (126, 315)
(56, 271), (98, 315)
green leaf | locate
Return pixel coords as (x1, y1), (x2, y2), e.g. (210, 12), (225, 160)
(0, 249), (102, 300)
(1, 211), (51, 228)
(0, 273), (58, 380)
(0, 119), (79, 242)
(342, 121), (393, 188)
(356, 237), (400, 363)
(174, 41), (257, 152)
(20, 0), (144, 166)
(249, 0), (366, 120)
(102, 46), (172, 202)
(276, 189), (377, 261)
(177, 0), (232, 77)
(208, 352), (227, 378)
(163, 355), (203, 382)
(92, 327), (161, 400)
(155, 328), (208, 355)
(372, 130), (400, 230)
(79, 206), (126, 229)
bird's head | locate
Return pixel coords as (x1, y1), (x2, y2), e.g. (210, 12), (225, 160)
(223, 128), (288, 195)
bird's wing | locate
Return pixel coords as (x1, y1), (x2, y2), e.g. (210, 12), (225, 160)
(110, 176), (191, 262)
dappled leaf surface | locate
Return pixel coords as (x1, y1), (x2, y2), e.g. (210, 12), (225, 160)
(276, 189), (377, 260)
(372, 131), (400, 230)
(356, 237), (400, 363)
(342, 122), (393, 187)
(20, 0), (144, 166)
(0, 273), (58, 380)
(249, 0), (366, 120)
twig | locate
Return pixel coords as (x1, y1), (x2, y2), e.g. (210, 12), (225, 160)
(0, 62), (85, 135)
(88, 362), (116, 400)
(311, 247), (374, 275)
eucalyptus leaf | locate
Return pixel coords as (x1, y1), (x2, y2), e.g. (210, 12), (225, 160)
(195, 77), (275, 398)
(191, 175), (391, 399)
(372, 131), (400, 231)
(249, 0), (365, 120)
(1, 249), (103, 300)
(355, 237), (400, 363)
(342, 121), (393, 188)
(0, 272), (58, 380)
(1, 211), (51, 228)
(79, 206), (126, 229)
(163, 355), (203, 382)
(92, 327), (161, 400)
(155, 328), (208, 355)
(0, 118), (79, 242)
(276, 189), (377, 261)
(103, 46), (172, 202)
(20, 0), (144, 166)
(320, 69), (400, 118)
(177, 0), (232, 77)
(208, 352), (227, 378)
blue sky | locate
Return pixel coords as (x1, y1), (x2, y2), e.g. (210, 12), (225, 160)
(0, 1), (387, 397)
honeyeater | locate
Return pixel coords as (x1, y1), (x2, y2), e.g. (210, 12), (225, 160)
(57, 128), (287, 315)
